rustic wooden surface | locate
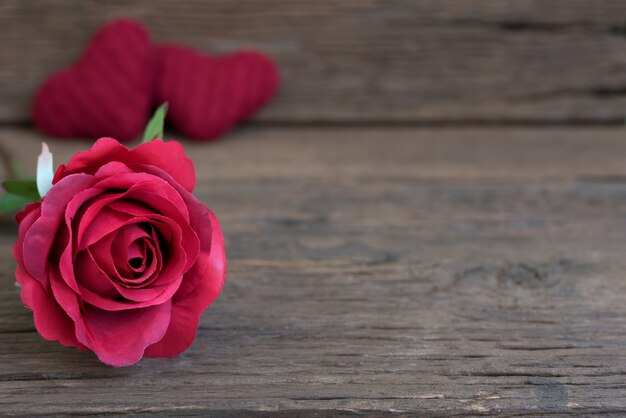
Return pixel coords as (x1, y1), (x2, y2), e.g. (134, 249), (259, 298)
(2, 0), (626, 124)
(1, 126), (626, 416)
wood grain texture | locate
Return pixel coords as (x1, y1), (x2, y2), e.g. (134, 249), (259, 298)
(1, 1), (626, 125)
(1, 127), (626, 415)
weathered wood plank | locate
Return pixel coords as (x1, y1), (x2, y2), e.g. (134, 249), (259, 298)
(1, 127), (626, 415)
(1, 1), (626, 125)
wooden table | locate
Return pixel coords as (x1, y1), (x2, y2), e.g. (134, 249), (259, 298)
(1, 126), (626, 416)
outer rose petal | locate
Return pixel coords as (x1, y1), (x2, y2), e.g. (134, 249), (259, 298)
(14, 203), (86, 350)
(18, 268), (87, 351)
(81, 301), (172, 367)
(49, 267), (172, 367)
(142, 302), (201, 358)
(53, 138), (196, 192)
(140, 165), (226, 357)
(145, 205), (226, 357)
(22, 173), (93, 284)
(14, 202), (41, 269)
(16, 202), (40, 223)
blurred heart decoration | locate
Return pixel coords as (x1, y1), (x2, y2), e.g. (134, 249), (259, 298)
(156, 45), (279, 141)
(32, 19), (280, 142)
(32, 19), (157, 141)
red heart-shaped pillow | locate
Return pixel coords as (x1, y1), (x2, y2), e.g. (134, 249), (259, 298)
(33, 19), (156, 141)
(156, 45), (279, 141)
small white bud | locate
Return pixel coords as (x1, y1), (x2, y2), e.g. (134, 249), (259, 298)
(37, 142), (54, 198)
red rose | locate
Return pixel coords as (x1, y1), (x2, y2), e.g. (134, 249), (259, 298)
(13, 138), (226, 366)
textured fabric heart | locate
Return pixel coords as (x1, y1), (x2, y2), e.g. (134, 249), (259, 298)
(156, 45), (279, 141)
(33, 19), (156, 141)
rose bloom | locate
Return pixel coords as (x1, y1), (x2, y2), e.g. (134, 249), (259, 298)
(13, 138), (226, 366)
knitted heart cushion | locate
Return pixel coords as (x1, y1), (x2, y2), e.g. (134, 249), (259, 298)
(33, 19), (156, 141)
(156, 45), (279, 141)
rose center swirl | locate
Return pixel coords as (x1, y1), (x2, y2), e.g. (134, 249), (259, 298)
(108, 223), (162, 287)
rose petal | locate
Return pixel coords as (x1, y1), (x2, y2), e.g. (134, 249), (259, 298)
(51, 262), (172, 366)
(109, 224), (157, 283)
(120, 237), (158, 285)
(15, 201), (41, 224)
(108, 199), (199, 271)
(81, 300), (172, 367)
(78, 200), (131, 250)
(14, 203), (41, 279)
(74, 249), (119, 298)
(143, 302), (201, 358)
(131, 139), (195, 192)
(23, 173), (93, 284)
(14, 201), (85, 349)
(94, 169), (190, 222)
(175, 209), (225, 304)
(17, 265), (86, 350)
(49, 265), (90, 349)
(110, 223), (149, 258)
(88, 229), (166, 301)
(86, 215), (188, 301)
(76, 248), (174, 312)
(59, 187), (107, 294)
(146, 205), (226, 357)
(75, 165), (194, 250)
(54, 138), (196, 192)
(86, 231), (120, 282)
(142, 165), (225, 358)
(142, 165), (226, 303)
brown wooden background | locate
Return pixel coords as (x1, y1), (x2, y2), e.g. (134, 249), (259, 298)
(2, 1), (626, 416)
(1, 0), (626, 125)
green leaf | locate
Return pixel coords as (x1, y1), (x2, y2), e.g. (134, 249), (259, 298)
(2, 179), (40, 200)
(0, 192), (34, 215)
(142, 103), (168, 143)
